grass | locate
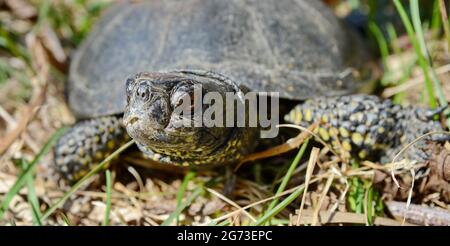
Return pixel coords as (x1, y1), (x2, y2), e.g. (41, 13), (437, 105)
(0, 127), (67, 220)
(59, 212), (73, 226)
(22, 159), (42, 226)
(369, 22), (390, 85)
(161, 186), (205, 226)
(39, 139), (136, 222)
(440, 0), (450, 50)
(370, 0), (450, 127)
(347, 161), (364, 213)
(252, 185), (306, 226)
(393, 0), (437, 109)
(264, 138), (310, 224)
(175, 171), (196, 225)
(102, 170), (112, 226)
(411, 0), (450, 125)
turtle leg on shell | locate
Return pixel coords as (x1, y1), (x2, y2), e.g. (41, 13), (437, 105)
(284, 94), (448, 163)
(54, 115), (128, 181)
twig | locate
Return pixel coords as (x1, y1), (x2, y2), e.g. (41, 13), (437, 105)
(233, 122), (318, 171)
(0, 32), (50, 155)
(0, 83), (47, 155)
(381, 63), (450, 98)
(201, 175), (327, 226)
(439, 0), (450, 54)
(234, 122), (328, 171)
(205, 188), (256, 223)
(311, 173), (335, 226)
(291, 209), (415, 226)
(390, 131), (450, 189)
(127, 166), (145, 193)
(296, 147), (319, 226)
(386, 200), (450, 226)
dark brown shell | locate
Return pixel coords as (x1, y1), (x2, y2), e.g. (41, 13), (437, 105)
(69, 0), (370, 119)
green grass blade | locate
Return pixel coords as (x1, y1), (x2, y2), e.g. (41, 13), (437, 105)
(369, 22), (390, 85)
(216, 220), (230, 226)
(252, 184), (305, 226)
(0, 127), (67, 219)
(264, 139), (309, 222)
(387, 23), (401, 55)
(410, 0), (450, 126)
(176, 171), (196, 225)
(269, 218), (290, 225)
(393, 0), (437, 109)
(21, 159), (42, 226)
(40, 139), (135, 221)
(366, 186), (374, 226)
(411, 0), (430, 57)
(411, 0), (450, 127)
(59, 212), (73, 226)
(348, 161), (364, 214)
(161, 186), (204, 226)
(431, 0), (442, 31)
(36, 0), (51, 29)
(0, 168), (28, 219)
(102, 170), (112, 226)
(386, 23), (419, 104)
(30, 202), (42, 226)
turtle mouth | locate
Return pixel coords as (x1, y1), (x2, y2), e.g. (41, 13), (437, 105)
(123, 107), (173, 143)
(123, 115), (139, 127)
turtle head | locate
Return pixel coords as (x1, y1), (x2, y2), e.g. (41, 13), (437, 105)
(123, 70), (254, 165)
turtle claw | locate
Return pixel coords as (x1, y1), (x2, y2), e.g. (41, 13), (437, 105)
(431, 133), (450, 142)
(424, 105), (448, 120)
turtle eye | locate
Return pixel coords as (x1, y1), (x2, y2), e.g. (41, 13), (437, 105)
(136, 82), (151, 102)
(126, 78), (135, 95)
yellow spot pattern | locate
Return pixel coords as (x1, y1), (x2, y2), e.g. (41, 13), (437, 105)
(305, 109), (312, 122)
(107, 140), (115, 149)
(342, 141), (352, 152)
(329, 127), (339, 137)
(339, 127), (349, 138)
(295, 110), (303, 123)
(319, 127), (330, 141)
(351, 133), (363, 146)
(358, 150), (367, 159)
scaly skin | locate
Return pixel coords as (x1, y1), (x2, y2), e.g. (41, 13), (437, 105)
(55, 82), (446, 182)
(284, 95), (446, 163)
(53, 116), (128, 181)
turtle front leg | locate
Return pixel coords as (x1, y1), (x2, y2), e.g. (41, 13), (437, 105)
(54, 115), (128, 182)
(284, 95), (447, 163)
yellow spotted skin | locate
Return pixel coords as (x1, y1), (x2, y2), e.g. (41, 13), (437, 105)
(55, 94), (446, 182)
(284, 95), (445, 162)
(54, 116), (127, 182)
(136, 126), (257, 167)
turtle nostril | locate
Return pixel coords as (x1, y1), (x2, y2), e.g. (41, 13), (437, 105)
(136, 84), (150, 101)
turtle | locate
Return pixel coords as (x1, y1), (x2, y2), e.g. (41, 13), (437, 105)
(54, 0), (446, 181)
